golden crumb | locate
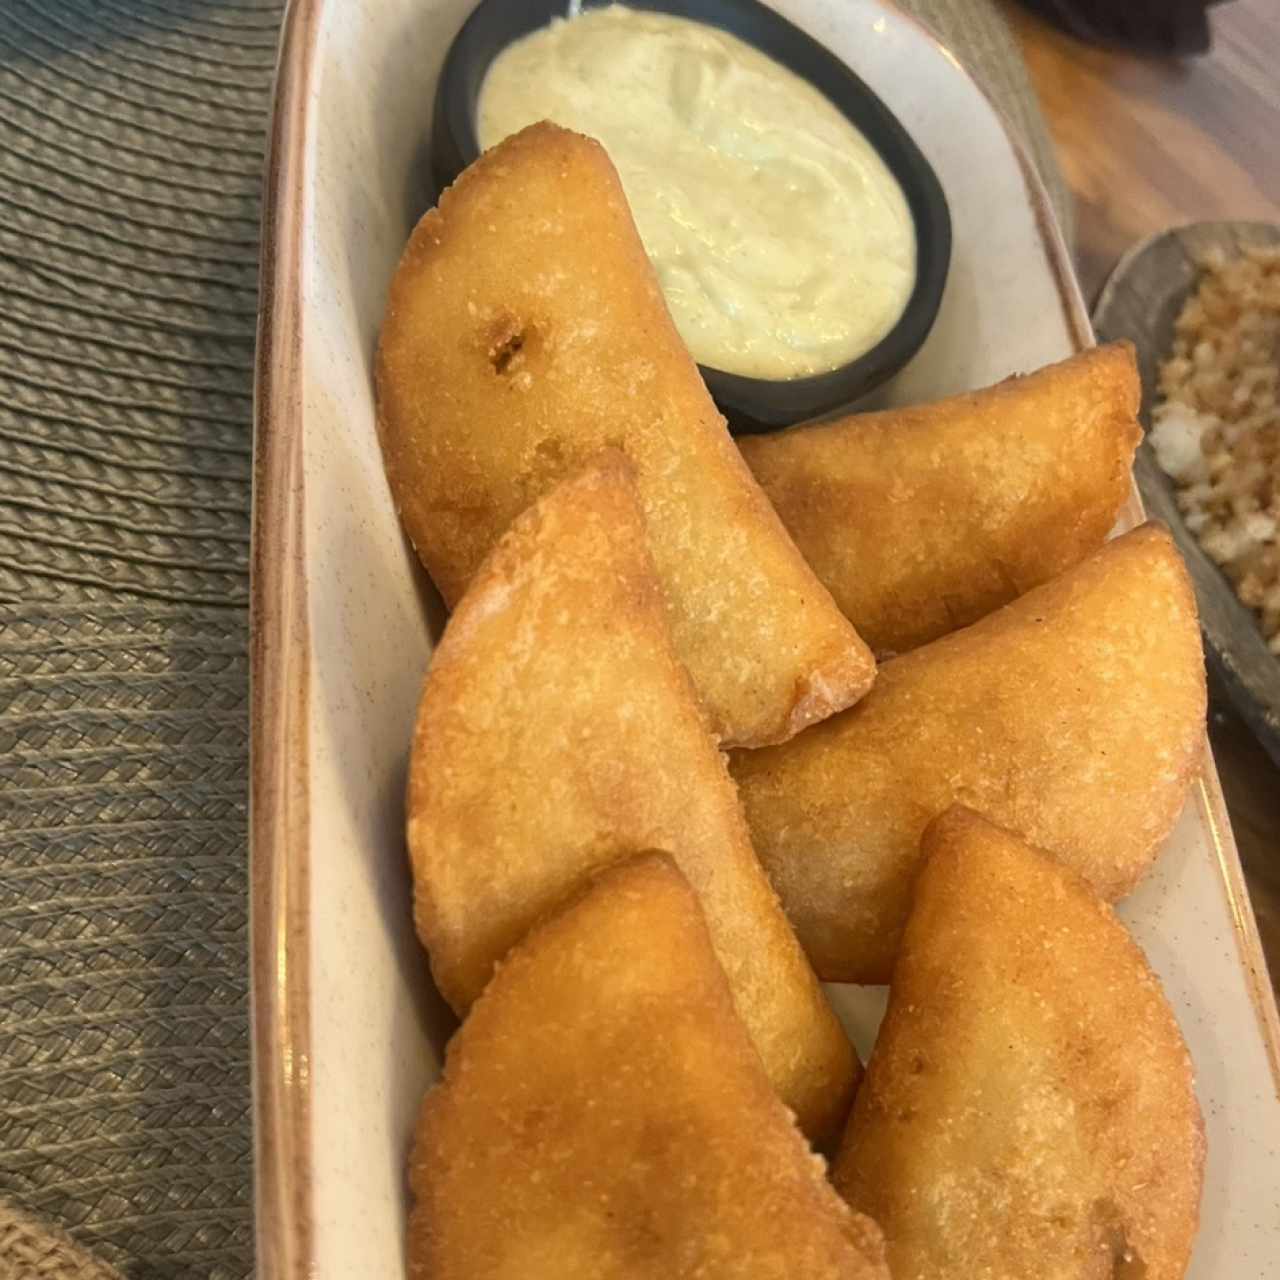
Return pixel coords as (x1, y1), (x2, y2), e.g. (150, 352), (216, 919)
(1150, 245), (1280, 650)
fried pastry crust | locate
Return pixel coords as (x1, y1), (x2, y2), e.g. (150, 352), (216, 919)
(731, 524), (1205, 982)
(410, 453), (855, 1142)
(375, 121), (874, 747)
(739, 343), (1141, 656)
(410, 855), (890, 1280)
(833, 807), (1204, 1280)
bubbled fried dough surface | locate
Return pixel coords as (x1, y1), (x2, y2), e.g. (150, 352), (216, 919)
(739, 342), (1142, 656)
(409, 855), (891, 1280)
(731, 524), (1206, 983)
(833, 808), (1204, 1280)
(409, 453), (855, 1144)
(374, 121), (873, 748)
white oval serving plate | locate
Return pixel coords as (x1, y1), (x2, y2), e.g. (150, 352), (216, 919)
(252, 2), (1280, 1276)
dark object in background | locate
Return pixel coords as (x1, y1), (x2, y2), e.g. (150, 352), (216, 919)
(1018, 0), (1230, 55)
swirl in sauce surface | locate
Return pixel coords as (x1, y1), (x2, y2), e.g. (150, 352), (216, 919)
(477, 5), (917, 381)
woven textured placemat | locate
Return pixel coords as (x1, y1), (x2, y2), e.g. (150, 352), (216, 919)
(0, 1), (1067, 1277)
(0, 1), (279, 1276)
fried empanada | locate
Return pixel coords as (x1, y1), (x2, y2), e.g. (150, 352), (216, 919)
(833, 807), (1204, 1280)
(375, 121), (874, 748)
(738, 343), (1142, 656)
(409, 854), (890, 1280)
(731, 524), (1205, 983)
(410, 452), (855, 1143)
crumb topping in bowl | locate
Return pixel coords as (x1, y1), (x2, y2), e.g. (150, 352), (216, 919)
(1150, 245), (1280, 650)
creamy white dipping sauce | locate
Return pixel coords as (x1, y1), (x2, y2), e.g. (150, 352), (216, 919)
(476, 5), (916, 381)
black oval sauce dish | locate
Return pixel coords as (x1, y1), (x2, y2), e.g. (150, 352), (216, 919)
(431, 0), (952, 434)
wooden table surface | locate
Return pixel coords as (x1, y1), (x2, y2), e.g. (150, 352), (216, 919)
(1006, 0), (1280, 989)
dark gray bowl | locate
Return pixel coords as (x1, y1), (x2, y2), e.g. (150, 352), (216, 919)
(431, 0), (951, 434)
(1093, 221), (1280, 766)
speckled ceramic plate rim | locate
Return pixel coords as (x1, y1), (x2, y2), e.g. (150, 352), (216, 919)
(249, 3), (1280, 1277)
(251, 0), (319, 1275)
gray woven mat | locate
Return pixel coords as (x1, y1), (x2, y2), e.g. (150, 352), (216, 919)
(0, 1), (1066, 1277)
(0, 0), (278, 1276)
